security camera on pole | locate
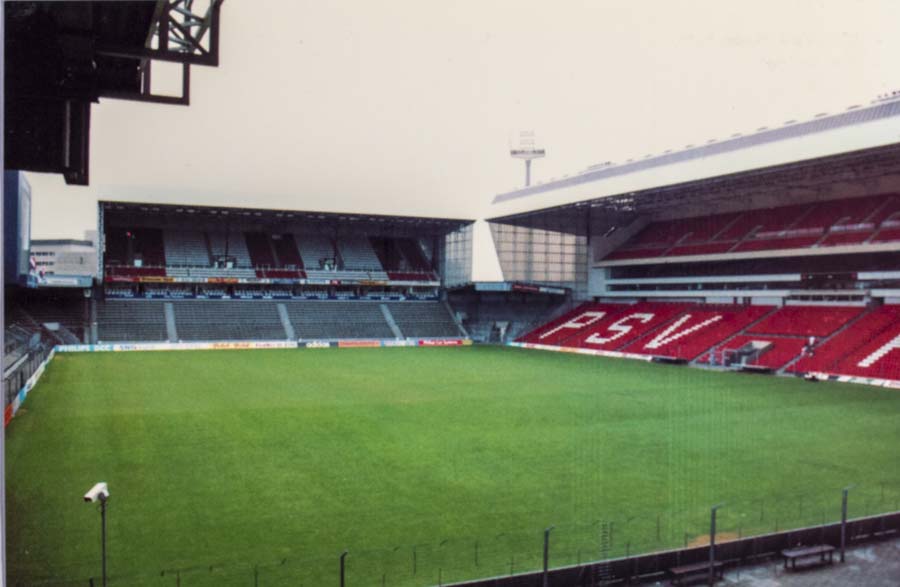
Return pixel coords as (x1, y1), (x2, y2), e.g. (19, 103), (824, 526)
(83, 482), (110, 587)
(510, 131), (546, 187)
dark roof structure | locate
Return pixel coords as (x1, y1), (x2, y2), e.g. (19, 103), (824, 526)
(5, 1), (225, 185)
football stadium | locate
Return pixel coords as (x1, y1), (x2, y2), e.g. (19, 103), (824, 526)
(4, 2), (900, 586)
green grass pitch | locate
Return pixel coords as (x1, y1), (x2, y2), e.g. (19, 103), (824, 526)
(6, 345), (900, 586)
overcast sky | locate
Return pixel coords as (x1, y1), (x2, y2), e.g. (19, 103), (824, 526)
(24, 0), (900, 277)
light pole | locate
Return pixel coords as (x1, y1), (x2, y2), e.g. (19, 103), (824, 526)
(83, 482), (110, 587)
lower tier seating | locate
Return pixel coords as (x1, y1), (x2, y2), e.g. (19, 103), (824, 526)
(789, 306), (900, 380)
(92, 300), (466, 343)
(172, 301), (287, 341)
(97, 301), (168, 342)
(518, 302), (900, 382)
(747, 306), (863, 338)
(385, 302), (462, 338)
(703, 335), (807, 370)
(619, 305), (770, 360)
(285, 301), (394, 339)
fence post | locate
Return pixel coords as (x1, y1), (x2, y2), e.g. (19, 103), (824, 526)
(340, 550), (348, 587)
(542, 526), (554, 587)
(841, 486), (853, 563)
(709, 504), (724, 587)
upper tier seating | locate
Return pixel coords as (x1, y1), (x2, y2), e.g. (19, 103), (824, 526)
(137, 228), (166, 266)
(245, 232), (277, 268)
(339, 236), (384, 270)
(295, 234), (336, 269)
(208, 231), (252, 267)
(747, 306), (863, 338)
(104, 227), (166, 267)
(106, 266), (166, 278)
(163, 230), (210, 266)
(271, 234), (304, 268)
(166, 267), (257, 279)
(396, 239), (431, 271)
(602, 193), (900, 262)
(386, 271), (436, 281)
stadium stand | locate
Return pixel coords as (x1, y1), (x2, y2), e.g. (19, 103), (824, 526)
(97, 301), (168, 342)
(789, 305), (900, 380)
(295, 234), (337, 269)
(746, 306), (864, 338)
(163, 230), (210, 266)
(601, 194), (900, 262)
(172, 301), (287, 341)
(384, 302), (461, 338)
(207, 231), (252, 267)
(244, 232), (278, 268)
(285, 301), (395, 340)
(271, 234), (304, 268)
(516, 302), (617, 346)
(620, 304), (771, 360)
(518, 302), (900, 381)
(705, 335), (808, 370)
(339, 236), (384, 270)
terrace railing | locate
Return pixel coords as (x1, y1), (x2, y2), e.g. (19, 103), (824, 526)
(11, 482), (900, 586)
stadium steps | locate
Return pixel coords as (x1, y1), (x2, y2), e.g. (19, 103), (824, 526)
(164, 303), (178, 342)
(379, 304), (404, 338)
(779, 308), (871, 374)
(444, 299), (469, 338)
(286, 301), (395, 340)
(384, 302), (463, 338)
(692, 305), (779, 365)
(277, 304), (296, 339)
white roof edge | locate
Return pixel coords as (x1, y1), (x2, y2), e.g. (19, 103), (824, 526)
(490, 98), (900, 217)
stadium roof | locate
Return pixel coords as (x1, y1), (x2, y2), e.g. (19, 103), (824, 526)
(5, 1), (224, 185)
(100, 201), (473, 235)
(489, 94), (900, 220)
(31, 239), (94, 247)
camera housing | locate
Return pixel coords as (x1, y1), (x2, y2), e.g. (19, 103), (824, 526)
(83, 482), (109, 503)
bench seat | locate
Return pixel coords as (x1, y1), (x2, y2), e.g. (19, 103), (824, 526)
(781, 544), (835, 571)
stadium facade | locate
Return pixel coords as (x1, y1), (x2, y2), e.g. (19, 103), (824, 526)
(485, 94), (900, 387)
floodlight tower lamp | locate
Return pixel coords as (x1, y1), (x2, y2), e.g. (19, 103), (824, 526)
(510, 130), (546, 187)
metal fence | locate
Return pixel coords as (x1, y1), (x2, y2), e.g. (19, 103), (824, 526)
(10, 483), (900, 587)
(4, 341), (53, 408)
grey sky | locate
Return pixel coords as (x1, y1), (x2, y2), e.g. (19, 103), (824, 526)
(25, 0), (900, 279)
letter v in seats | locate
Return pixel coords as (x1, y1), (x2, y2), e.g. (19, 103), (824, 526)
(641, 313), (723, 351)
